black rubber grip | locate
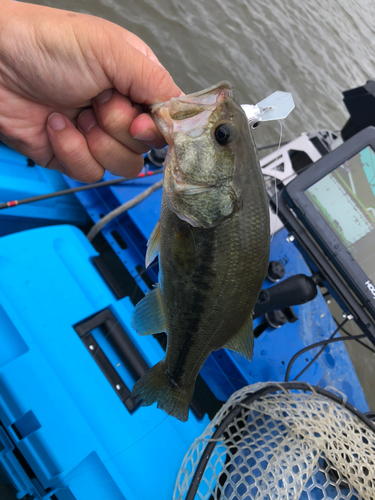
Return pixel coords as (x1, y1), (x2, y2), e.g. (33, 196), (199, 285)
(254, 274), (317, 319)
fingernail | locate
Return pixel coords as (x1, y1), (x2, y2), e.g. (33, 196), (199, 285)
(133, 129), (157, 143)
(78, 109), (97, 133)
(48, 113), (66, 131)
(95, 88), (113, 105)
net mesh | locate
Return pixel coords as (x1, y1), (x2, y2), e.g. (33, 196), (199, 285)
(174, 382), (375, 500)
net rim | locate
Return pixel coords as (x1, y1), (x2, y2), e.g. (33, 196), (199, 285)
(184, 381), (375, 500)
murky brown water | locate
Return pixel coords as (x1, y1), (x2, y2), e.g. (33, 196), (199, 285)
(29, 0), (375, 147)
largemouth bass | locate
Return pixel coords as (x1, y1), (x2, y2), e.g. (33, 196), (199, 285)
(131, 81), (270, 422)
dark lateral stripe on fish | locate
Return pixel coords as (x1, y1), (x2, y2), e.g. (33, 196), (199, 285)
(169, 232), (216, 386)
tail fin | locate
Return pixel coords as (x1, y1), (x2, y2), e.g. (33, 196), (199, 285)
(132, 361), (194, 422)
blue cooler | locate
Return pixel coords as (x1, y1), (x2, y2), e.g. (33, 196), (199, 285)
(0, 224), (209, 500)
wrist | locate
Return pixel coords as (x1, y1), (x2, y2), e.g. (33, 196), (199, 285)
(0, 0), (19, 44)
(0, 0), (20, 82)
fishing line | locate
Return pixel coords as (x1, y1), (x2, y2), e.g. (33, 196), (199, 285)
(269, 119), (283, 244)
(129, 262), (156, 305)
(257, 140), (290, 151)
(91, 260), (159, 366)
(72, 256), (170, 490)
(196, 365), (252, 389)
(65, 115), (285, 491)
(57, 415), (170, 490)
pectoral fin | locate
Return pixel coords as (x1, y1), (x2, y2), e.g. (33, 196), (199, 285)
(145, 220), (160, 268)
(131, 284), (167, 335)
(223, 317), (254, 361)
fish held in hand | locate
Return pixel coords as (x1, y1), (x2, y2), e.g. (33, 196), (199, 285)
(131, 81), (270, 422)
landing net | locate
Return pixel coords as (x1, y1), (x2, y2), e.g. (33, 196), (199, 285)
(174, 382), (375, 500)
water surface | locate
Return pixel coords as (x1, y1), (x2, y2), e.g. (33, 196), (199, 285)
(30, 0), (375, 146)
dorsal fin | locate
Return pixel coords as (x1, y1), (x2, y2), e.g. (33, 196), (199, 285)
(145, 220), (160, 268)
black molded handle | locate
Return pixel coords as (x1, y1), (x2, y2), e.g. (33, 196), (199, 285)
(74, 308), (149, 412)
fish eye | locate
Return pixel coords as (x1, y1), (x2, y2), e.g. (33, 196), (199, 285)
(214, 124), (233, 146)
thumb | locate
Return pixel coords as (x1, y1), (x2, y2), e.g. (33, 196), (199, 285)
(99, 26), (182, 106)
(118, 30), (164, 68)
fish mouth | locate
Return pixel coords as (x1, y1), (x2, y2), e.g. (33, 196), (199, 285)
(150, 81), (233, 144)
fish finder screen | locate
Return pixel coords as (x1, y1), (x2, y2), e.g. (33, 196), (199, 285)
(306, 146), (375, 282)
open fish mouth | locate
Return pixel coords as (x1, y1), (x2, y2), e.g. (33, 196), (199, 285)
(150, 81), (242, 228)
(150, 81), (233, 144)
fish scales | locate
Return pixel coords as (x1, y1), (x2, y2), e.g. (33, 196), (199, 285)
(131, 81), (270, 421)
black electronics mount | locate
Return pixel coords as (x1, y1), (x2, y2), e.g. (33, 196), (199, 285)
(271, 125), (375, 345)
(342, 79), (375, 141)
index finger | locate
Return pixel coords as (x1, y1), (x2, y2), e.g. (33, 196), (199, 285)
(130, 112), (167, 149)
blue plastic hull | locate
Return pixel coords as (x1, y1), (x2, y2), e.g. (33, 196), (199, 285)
(0, 145), (369, 500)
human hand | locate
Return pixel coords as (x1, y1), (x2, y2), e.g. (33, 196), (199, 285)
(0, 0), (181, 182)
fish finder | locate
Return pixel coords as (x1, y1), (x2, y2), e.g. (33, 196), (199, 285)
(277, 126), (375, 343)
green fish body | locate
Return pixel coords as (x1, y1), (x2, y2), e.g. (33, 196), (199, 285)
(131, 82), (270, 421)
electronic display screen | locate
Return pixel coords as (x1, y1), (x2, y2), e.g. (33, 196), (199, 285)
(305, 146), (375, 283)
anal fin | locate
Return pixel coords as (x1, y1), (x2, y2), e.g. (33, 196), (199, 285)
(223, 317), (254, 361)
(131, 283), (167, 335)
